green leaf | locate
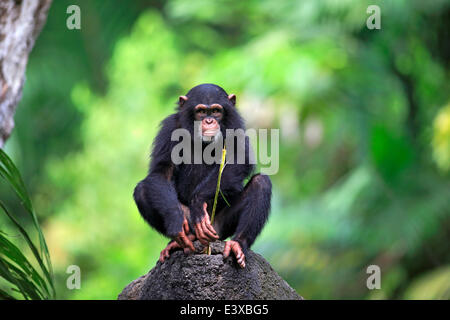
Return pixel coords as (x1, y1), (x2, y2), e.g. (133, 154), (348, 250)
(219, 189), (231, 207)
(0, 258), (43, 300)
(0, 149), (54, 277)
(0, 149), (55, 299)
(0, 201), (53, 299)
(0, 287), (16, 300)
(0, 232), (49, 296)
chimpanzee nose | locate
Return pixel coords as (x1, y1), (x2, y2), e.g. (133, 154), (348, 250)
(205, 118), (213, 124)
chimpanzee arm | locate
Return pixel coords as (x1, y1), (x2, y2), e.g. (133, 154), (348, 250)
(136, 171), (184, 237)
(133, 114), (185, 237)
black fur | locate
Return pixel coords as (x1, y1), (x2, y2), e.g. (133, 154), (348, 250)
(133, 84), (272, 251)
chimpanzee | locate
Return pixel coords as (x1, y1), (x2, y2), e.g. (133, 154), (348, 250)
(133, 84), (271, 268)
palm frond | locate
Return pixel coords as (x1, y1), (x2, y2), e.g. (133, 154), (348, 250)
(0, 149), (55, 299)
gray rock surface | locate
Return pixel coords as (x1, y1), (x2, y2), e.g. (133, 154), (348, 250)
(118, 240), (302, 300)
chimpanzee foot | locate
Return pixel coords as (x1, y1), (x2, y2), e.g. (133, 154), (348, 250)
(223, 240), (245, 268)
(159, 234), (196, 262)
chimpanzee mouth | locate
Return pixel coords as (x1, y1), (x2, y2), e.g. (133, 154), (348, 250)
(201, 130), (222, 143)
(203, 130), (218, 136)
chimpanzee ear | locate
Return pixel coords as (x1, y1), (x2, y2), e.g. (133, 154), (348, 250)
(179, 95), (188, 107)
(228, 94), (236, 106)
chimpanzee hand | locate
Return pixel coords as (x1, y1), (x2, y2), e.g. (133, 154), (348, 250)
(223, 240), (245, 268)
(160, 234), (196, 262)
(193, 203), (219, 245)
(172, 216), (195, 252)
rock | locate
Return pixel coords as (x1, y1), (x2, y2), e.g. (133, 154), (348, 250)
(118, 240), (302, 300)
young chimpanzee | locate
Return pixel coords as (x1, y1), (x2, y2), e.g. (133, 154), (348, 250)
(133, 84), (271, 268)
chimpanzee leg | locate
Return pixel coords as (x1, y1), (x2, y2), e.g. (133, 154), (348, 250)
(133, 180), (166, 235)
(213, 174), (272, 267)
(156, 204), (197, 262)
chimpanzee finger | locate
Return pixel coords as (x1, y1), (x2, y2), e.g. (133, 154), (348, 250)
(201, 219), (218, 241)
(173, 235), (184, 248)
(187, 234), (196, 241)
(201, 202), (218, 237)
(223, 241), (246, 268)
(204, 221), (218, 238)
(180, 233), (195, 252)
(195, 223), (209, 245)
(183, 234), (195, 254)
(183, 234), (195, 255)
(159, 248), (170, 262)
(203, 214), (218, 236)
(231, 244), (245, 268)
(223, 241), (231, 258)
(202, 202), (209, 215)
(174, 231), (188, 249)
(183, 218), (190, 235)
(236, 252), (245, 267)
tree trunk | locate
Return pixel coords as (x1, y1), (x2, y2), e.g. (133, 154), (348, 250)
(0, 0), (52, 147)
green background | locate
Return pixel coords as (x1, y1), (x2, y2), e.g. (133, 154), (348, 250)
(2, 0), (450, 299)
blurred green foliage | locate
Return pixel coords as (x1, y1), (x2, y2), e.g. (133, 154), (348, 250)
(2, 0), (449, 299)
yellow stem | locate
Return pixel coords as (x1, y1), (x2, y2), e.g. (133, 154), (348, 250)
(207, 148), (227, 255)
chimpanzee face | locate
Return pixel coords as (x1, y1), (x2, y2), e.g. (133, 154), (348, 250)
(194, 103), (223, 140)
(178, 84), (236, 143)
